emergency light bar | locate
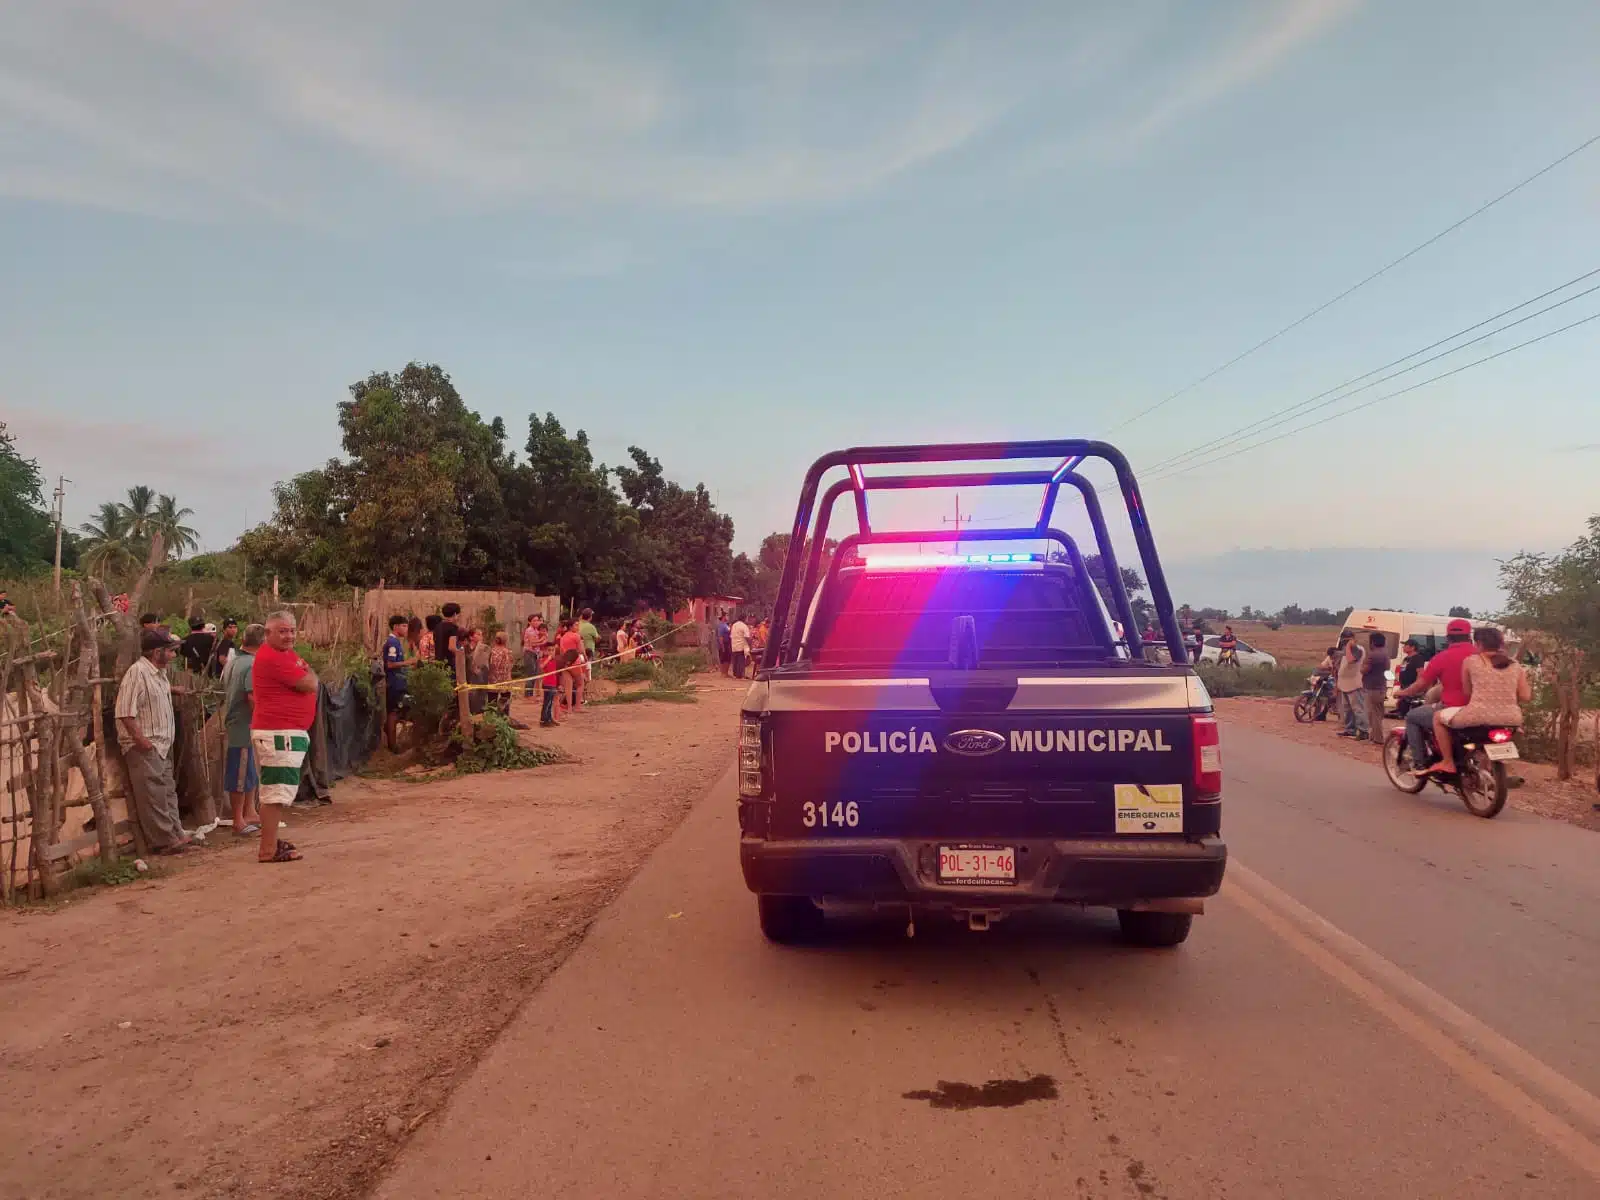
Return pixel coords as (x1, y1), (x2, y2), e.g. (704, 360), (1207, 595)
(857, 552), (1044, 568)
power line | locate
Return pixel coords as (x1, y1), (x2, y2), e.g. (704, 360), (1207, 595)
(1142, 267), (1600, 474)
(1106, 131), (1600, 434)
(1142, 308), (1600, 483)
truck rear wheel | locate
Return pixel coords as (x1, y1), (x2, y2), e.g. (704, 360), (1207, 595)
(1117, 909), (1193, 947)
(757, 895), (825, 944)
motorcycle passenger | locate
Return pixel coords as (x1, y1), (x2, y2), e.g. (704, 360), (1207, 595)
(1419, 627), (1530, 776)
(1394, 618), (1476, 767)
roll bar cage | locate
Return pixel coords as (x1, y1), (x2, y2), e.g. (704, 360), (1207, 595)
(762, 440), (1188, 670)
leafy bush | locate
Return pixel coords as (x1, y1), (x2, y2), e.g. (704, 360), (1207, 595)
(665, 648), (706, 673)
(453, 708), (560, 774)
(606, 659), (655, 684)
(1195, 663), (1308, 698)
(62, 855), (149, 890)
(652, 654), (696, 694)
(406, 660), (457, 743)
(1517, 674), (1597, 767)
(640, 612), (674, 645)
(479, 604), (502, 640)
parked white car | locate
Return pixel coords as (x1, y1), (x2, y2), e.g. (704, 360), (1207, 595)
(1197, 636), (1278, 669)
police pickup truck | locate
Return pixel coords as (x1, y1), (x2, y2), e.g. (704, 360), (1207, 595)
(737, 440), (1224, 947)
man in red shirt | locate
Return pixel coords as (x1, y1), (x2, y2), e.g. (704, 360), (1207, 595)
(250, 611), (319, 863)
(1395, 618), (1476, 766)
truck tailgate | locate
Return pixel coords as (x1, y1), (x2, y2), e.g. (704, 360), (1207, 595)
(765, 706), (1207, 840)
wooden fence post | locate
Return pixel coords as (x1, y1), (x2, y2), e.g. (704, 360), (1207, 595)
(455, 644), (472, 738)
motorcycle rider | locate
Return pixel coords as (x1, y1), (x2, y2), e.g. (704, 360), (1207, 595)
(1393, 618), (1476, 767)
(1419, 627), (1530, 776)
(1218, 625), (1239, 667)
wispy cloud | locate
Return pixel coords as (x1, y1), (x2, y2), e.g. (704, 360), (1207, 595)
(1123, 0), (1363, 143)
(1561, 442), (1600, 453)
(0, 2), (1363, 224)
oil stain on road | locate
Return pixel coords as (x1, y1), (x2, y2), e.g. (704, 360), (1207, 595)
(902, 1074), (1059, 1110)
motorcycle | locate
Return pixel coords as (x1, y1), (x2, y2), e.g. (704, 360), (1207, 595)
(1293, 674), (1336, 723)
(1382, 722), (1519, 818)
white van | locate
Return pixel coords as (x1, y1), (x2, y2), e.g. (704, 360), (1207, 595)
(1338, 610), (1505, 709)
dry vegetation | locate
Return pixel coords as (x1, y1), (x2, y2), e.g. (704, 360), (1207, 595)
(1224, 622), (1346, 668)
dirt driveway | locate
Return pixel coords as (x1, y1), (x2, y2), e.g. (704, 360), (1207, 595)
(0, 679), (748, 1200)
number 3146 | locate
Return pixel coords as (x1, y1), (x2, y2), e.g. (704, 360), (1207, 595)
(802, 801), (859, 828)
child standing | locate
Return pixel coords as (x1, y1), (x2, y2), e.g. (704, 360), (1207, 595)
(539, 644), (564, 727)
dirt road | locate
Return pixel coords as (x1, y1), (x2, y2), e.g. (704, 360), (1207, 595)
(378, 724), (1600, 1199)
(0, 681), (747, 1200)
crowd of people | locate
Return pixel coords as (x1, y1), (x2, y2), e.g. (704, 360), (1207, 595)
(1308, 617), (1532, 770)
(379, 605), (694, 749)
(116, 610), (312, 865)
(109, 601), (736, 868)
(707, 610), (769, 679)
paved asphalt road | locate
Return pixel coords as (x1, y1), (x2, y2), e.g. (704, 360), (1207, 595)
(378, 725), (1600, 1199)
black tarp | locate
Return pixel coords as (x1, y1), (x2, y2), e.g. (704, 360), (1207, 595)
(297, 676), (381, 802)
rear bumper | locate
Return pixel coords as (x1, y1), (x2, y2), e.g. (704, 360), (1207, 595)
(741, 834), (1226, 908)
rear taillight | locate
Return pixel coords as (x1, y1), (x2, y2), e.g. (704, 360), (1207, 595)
(1191, 715), (1222, 795)
(1488, 728), (1514, 744)
(738, 714), (764, 797)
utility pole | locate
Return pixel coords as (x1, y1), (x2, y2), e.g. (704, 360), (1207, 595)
(941, 493), (972, 556)
(52, 475), (70, 598)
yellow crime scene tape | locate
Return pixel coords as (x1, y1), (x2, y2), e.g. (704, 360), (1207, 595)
(446, 619), (717, 692)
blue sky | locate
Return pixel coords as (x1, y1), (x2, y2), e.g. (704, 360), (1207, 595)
(2, 1), (1597, 607)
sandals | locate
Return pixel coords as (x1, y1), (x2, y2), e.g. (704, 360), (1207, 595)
(261, 844), (302, 863)
(234, 824), (261, 837)
(276, 838), (296, 852)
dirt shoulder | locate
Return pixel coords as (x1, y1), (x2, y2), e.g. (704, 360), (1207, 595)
(0, 677), (749, 1200)
(1213, 696), (1600, 833)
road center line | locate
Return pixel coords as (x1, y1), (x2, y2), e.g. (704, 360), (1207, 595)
(1227, 859), (1600, 1181)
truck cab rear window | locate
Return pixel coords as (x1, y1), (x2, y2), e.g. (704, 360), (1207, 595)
(804, 567), (1110, 668)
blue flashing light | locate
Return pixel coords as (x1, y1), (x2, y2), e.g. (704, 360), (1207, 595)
(860, 551), (1045, 569)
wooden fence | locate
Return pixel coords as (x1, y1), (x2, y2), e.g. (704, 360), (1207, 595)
(283, 588), (561, 649)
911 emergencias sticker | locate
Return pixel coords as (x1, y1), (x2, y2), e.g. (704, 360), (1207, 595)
(1114, 783), (1184, 834)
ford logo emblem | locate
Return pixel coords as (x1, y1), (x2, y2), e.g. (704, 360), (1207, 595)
(943, 729), (1006, 756)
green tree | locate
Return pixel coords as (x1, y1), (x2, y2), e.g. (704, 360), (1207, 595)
(153, 494), (200, 559)
(119, 485), (158, 549)
(613, 447), (734, 609)
(239, 363), (510, 590)
(237, 365), (736, 610)
(502, 413), (637, 606)
(0, 421), (53, 573)
(1448, 605), (1473, 619)
(79, 501), (138, 576)
(1082, 555), (1152, 630)
(1499, 516), (1600, 780)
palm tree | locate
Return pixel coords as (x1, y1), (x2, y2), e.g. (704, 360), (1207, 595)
(153, 493), (199, 559)
(119, 485), (158, 547)
(80, 501), (136, 576)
